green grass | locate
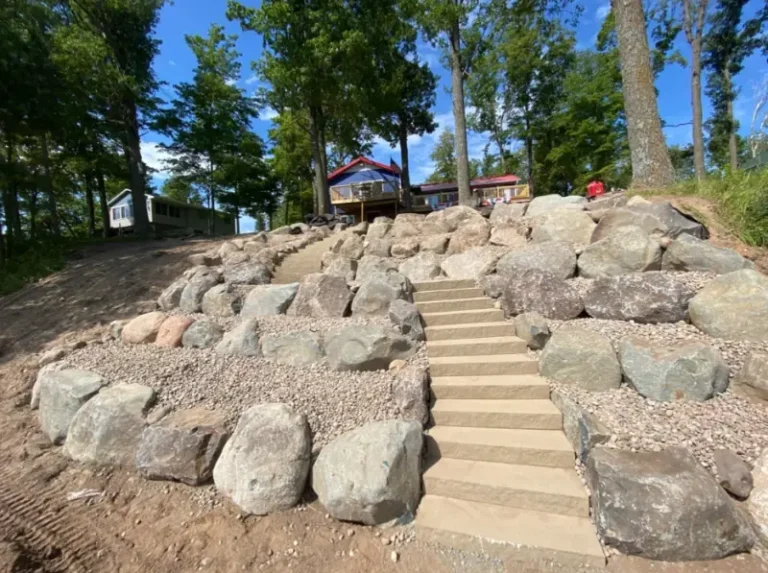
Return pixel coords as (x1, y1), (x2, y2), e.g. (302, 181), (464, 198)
(641, 169), (768, 247)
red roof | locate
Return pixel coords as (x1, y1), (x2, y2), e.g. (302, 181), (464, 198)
(419, 173), (520, 193)
(327, 156), (401, 181)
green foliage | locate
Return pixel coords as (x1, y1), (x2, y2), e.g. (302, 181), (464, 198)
(161, 175), (203, 205)
(427, 130), (457, 183)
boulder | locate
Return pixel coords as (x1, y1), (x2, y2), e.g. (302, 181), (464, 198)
(351, 276), (409, 316)
(391, 213), (423, 238)
(242, 241), (267, 256)
(747, 450), (768, 544)
(584, 272), (692, 323)
(214, 318), (261, 357)
(218, 241), (241, 258)
(136, 408), (229, 486)
(240, 283), (299, 317)
(253, 247), (280, 270)
(540, 326), (621, 391)
(201, 284), (240, 318)
(398, 251), (443, 283)
(312, 420), (423, 525)
(214, 404), (310, 515)
(65, 384), (156, 468)
(496, 241), (577, 280)
(391, 237), (420, 258)
(530, 209), (596, 248)
(513, 311), (550, 350)
(388, 299), (425, 342)
(619, 337), (729, 401)
(490, 201), (527, 226)
(577, 226), (663, 278)
(550, 390), (611, 462)
(367, 219), (392, 240)
(502, 269), (584, 320)
(585, 194), (628, 211)
(222, 262), (272, 286)
(419, 234), (450, 254)
(688, 270), (768, 340)
(187, 252), (221, 267)
(629, 202), (707, 239)
(489, 226), (527, 248)
(662, 234), (754, 274)
(261, 332), (325, 366)
(627, 195), (651, 207)
(179, 268), (220, 312)
(733, 352), (768, 403)
(38, 369), (105, 445)
(158, 278), (187, 311)
(355, 256), (399, 283)
(38, 347), (67, 368)
(288, 273), (353, 318)
(339, 234), (365, 260)
(323, 254), (357, 282)
(391, 367), (429, 425)
(480, 274), (507, 299)
(326, 325), (416, 371)
(122, 312), (166, 344)
(181, 319), (223, 349)
(591, 207), (669, 243)
(441, 247), (502, 280)
(714, 448), (753, 500)
(447, 219), (491, 254)
(223, 251), (250, 267)
(586, 446), (755, 560)
(525, 194), (585, 217)
(155, 315), (195, 348)
(364, 238), (392, 257)
(425, 205), (484, 233)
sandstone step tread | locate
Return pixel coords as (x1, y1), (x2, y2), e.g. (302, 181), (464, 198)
(414, 288), (485, 302)
(422, 308), (503, 320)
(427, 336), (526, 350)
(429, 353), (536, 365)
(433, 399), (559, 414)
(413, 279), (476, 292)
(431, 374), (547, 387)
(431, 399), (561, 429)
(431, 374), (549, 400)
(416, 495), (604, 565)
(416, 298), (494, 312)
(424, 322), (516, 341)
(428, 425), (571, 451)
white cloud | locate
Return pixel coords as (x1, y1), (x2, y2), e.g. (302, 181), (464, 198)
(245, 74), (260, 85)
(225, 78), (237, 87)
(596, 3), (610, 21)
(140, 141), (173, 179)
(168, 60), (176, 66)
(258, 106), (279, 121)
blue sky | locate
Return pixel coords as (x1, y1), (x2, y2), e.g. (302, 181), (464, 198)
(142, 0), (767, 232)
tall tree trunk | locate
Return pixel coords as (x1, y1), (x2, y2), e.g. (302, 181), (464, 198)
(4, 134), (22, 249)
(29, 190), (38, 239)
(308, 105), (330, 214)
(450, 21), (472, 206)
(96, 168), (110, 238)
(39, 133), (60, 236)
(85, 175), (96, 237)
(496, 136), (507, 173)
(690, 37), (706, 180)
(613, 0), (675, 188)
(122, 98), (150, 237)
(398, 119), (412, 211)
(724, 66), (738, 171)
(0, 208), (5, 268)
(234, 182), (240, 234)
(208, 160), (215, 235)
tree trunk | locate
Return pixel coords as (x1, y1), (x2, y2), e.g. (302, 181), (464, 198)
(29, 190), (38, 239)
(450, 21), (472, 206)
(208, 159), (215, 236)
(613, 0), (675, 188)
(308, 105), (330, 215)
(234, 182), (240, 234)
(96, 168), (110, 238)
(122, 98), (150, 236)
(398, 120), (412, 211)
(0, 207), (5, 268)
(85, 175), (96, 237)
(724, 66), (738, 171)
(4, 134), (22, 249)
(690, 37), (706, 180)
(496, 136), (507, 173)
(39, 133), (60, 236)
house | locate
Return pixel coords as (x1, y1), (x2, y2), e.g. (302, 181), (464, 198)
(329, 156), (403, 223)
(108, 190), (235, 236)
(412, 174), (529, 211)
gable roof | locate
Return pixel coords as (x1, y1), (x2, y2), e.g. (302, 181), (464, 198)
(107, 189), (230, 215)
(327, 156), (401, 181)
(107, 188), (133, 206)
(418, 174), (521, 194)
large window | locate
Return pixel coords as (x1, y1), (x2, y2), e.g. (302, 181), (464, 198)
(112, 207), (120, 220)
(155, 202), (168, 216)
(168, 205), (181, 218)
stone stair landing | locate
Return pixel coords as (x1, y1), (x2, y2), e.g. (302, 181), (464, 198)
(413, 278), (604, 568)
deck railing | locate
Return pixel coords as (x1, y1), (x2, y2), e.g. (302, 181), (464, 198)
(330, 181), (400, 204)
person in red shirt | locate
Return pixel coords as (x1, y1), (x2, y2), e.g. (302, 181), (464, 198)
(586, 180), (606, 201)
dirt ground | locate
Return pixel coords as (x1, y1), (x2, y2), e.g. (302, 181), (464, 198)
(1, 229), (767, 573)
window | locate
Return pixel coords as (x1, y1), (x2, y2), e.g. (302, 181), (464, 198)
(120, 205), (128, 219)
(168, 205), (181, 218)
(155, 202), (168, 216)
(112, 207), (120, 220)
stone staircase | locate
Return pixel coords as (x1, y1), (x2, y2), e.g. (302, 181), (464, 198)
(412, 278), (605, 568)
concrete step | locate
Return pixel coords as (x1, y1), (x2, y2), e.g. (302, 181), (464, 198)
(427, 336), (527, 358)
(426, 426), (573, 468)
(414, 287), (485, 302)
(429, 354), (538, 377)
(416, 297), (494, 313)
(431, 399), (561, 430)
(416, 496), (604, 568)
(422, 308), (505, 327)
(431, 375), (549, 400)
(413, 279), (476, 292)
(424, 322), (516, 341)
(423, 457), (589, 517)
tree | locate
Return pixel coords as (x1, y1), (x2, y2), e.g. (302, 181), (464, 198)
(162, 175), (203, 205)
(613, 0), (676, 188)
(703, 0), (766, 170)
(416, 0), (478, 205)
(155, 24), (256, 234)
(668, 143), (696, 178)
(427, 129), (457, 183)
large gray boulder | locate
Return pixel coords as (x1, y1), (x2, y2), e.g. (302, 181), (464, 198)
(577, 226), (662, 278)
(391, 213), (424, 238)
(539, 326), (621, 391)
(214, 318), (261, 357)
(339, 234), (365, 260)
(398, 251), (444, 283)
(628, 202), (707, 239)
(180, 268), (220, 313)
(323, 254), (357, 282)
(502, 269), (584, 320)
(364, 237), (392, 257)
(312, 420), (423, 525)
(136, 408), (229, 486)
(419, 234), (450, 254)
(447, 219), (491, 254)
(490, 201), (527, 226)
(526, 194), (585, 218)
(240, 283), (299, 317)
(489, 226), (527, 248)
(587, 447), (755, 560)
(65, 384), (156, 468)
(584, 194), (628, 211)
(714, 448), (754, 500)
(367, 218), (392, 240)
(391, 367), (429, 425)
(583, 272), (692, 323)
(480, 274), (508, 299)
(530, 209), (596, 248)
(325, 325), (416, 371)
(747, 450), (768, 544)
(389, 299), (425, 342)
(38, 369), (105, 445)
(513, 311), (550, 350)
(181, 319), (223, 348)
(733, 351), (768, 403)
(619, 337), (729, 401)
(662, 234), (754, 274)
(122, 312), (166, 344)
(688, 269), (768, 340)
(355, 255), (400, 283)
(222, 262), (272, 285)
(496, 241), (577, 280)
(591, 207), (669, 243)
(213, 404), (311, 515)
(391, 236), (420, 258)
(288, 273), (353, 318)
(425, 205), (484, 233)
(550, 390), (611, 462)
(158, 278), (187, 311)
(202, 284), (240, 318)
(441, 247), (502, 280)
(351, 275), (410, 316)
(261, 331), (324, 366)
